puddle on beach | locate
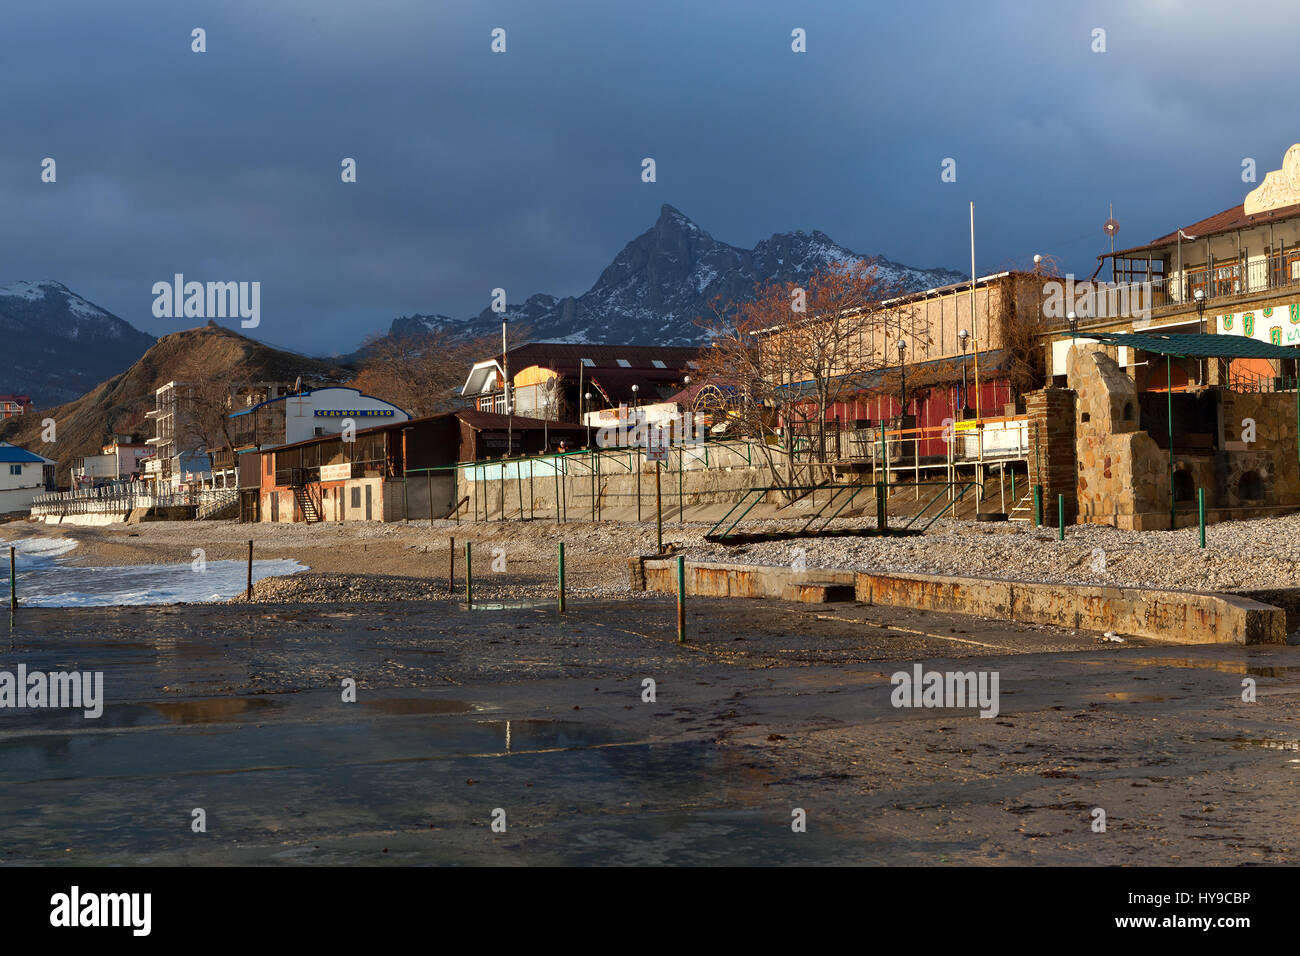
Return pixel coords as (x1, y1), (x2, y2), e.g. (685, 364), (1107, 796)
(463, 600), (552, 612)
(362, 698), (479, 716)
(147, 697), (282, 724)
(476, 718), (626, 752)
(1090, 656), (1300, 678)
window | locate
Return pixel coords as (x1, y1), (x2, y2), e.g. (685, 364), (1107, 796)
(350, 487), (361, 509)
(616, 359), (631, 368)
(8, 465), (20, 475)
(651, 360), (666, 369)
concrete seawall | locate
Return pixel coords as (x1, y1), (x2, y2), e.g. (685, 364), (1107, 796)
(633, 557), (1285, 645)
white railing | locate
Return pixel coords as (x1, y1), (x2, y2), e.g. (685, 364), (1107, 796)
(30, 485), (237, 518)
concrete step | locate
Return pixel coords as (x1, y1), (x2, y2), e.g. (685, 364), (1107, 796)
(780, 582), (856, 604)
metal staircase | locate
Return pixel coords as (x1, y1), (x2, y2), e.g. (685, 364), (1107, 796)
(292, 485), (321, 523)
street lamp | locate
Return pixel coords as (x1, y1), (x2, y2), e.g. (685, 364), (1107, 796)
(896, 338), (907, 420)
(958, 328), (970, 415)
(630, 384), (640, 448)
(501, 316), (511, 457)
(401, 425), (413, 521)
(681, 375), (691, 441)
(1193, 287), (1207, 384)
(584, 391), (592, 448)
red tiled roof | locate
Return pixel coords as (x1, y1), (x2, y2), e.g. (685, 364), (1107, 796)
(1107, 199), (1300, 259)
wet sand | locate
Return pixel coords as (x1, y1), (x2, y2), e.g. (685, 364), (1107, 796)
(2, 596), (1298, 865)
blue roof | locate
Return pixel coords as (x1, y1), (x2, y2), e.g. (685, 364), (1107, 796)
(0, 443), (48, 464)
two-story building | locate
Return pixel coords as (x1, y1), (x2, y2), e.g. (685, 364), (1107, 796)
(0, 442), (56, 512)
(1090, 142), (1300, 391)
(461, 343), (700, 425)
(70, 436), (152, 489)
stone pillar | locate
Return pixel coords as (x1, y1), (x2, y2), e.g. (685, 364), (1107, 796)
(1025, 387), (1077, 527)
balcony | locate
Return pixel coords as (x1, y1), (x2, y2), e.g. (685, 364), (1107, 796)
(1149, 250), (1300, 310)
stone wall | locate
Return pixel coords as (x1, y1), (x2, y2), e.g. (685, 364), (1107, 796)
(1025, 386), (1077, 526)
(1067, 346), (1168, 529)
(1219, 391), (1300, 510)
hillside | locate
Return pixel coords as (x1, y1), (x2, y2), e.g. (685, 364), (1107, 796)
(0, 322), (352, 484)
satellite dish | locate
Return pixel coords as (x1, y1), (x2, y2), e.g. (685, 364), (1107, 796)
(1103, 218), (1120, 237)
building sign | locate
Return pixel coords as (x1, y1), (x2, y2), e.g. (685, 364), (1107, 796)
(314, 409), (396, 418)
(1217, 304), (1300, 346)
(320, 462), (352, 481)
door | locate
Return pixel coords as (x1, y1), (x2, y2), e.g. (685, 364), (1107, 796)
(365, 485), (372, 520)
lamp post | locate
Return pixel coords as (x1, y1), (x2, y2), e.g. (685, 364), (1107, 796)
(958, 328), (969, 415)
(584, 391), (592, 448)
(630, 384), (641, 449)
(1193, 287), (1206, 384)
(681, 374), (691, 443)
(896, 338), (907, 420)
(401, 425), (413, 521)
(501, 316), (511, 457)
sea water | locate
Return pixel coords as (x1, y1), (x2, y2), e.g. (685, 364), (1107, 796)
(3, 537), (304, 607)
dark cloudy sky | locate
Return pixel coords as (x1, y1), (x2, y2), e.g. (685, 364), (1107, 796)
(1, 0), (1294, 353)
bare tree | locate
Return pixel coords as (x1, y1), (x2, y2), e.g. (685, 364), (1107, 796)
(697, 260), (929, 494)
(172, 359), (281, 477)
(350, 327), (502, 418)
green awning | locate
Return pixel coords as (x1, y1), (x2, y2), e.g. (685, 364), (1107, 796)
(1082, 331), (1300, 360)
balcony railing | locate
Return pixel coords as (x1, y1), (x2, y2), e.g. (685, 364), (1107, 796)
(1151, 250), (1300, 309)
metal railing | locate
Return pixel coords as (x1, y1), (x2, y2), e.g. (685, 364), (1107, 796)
(1149, 250), (1300, 308)
(704, 479), (978, 543)
(30, 486), (237, 518)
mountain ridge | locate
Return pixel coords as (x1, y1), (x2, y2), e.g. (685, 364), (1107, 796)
(0, 279), (157, 407)
(385, 205), (966, 347)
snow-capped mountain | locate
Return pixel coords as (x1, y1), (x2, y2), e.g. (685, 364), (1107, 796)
(0, 280), (156, 407)
(389, 205), (966, 346)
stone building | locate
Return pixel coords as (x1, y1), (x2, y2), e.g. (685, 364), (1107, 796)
(1041, 342), (1300, 530)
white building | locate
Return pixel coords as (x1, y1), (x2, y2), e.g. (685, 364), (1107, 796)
(229, 386), (411, 451)
(71, 437), (151, 488)
(0, 442), (56, 513)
